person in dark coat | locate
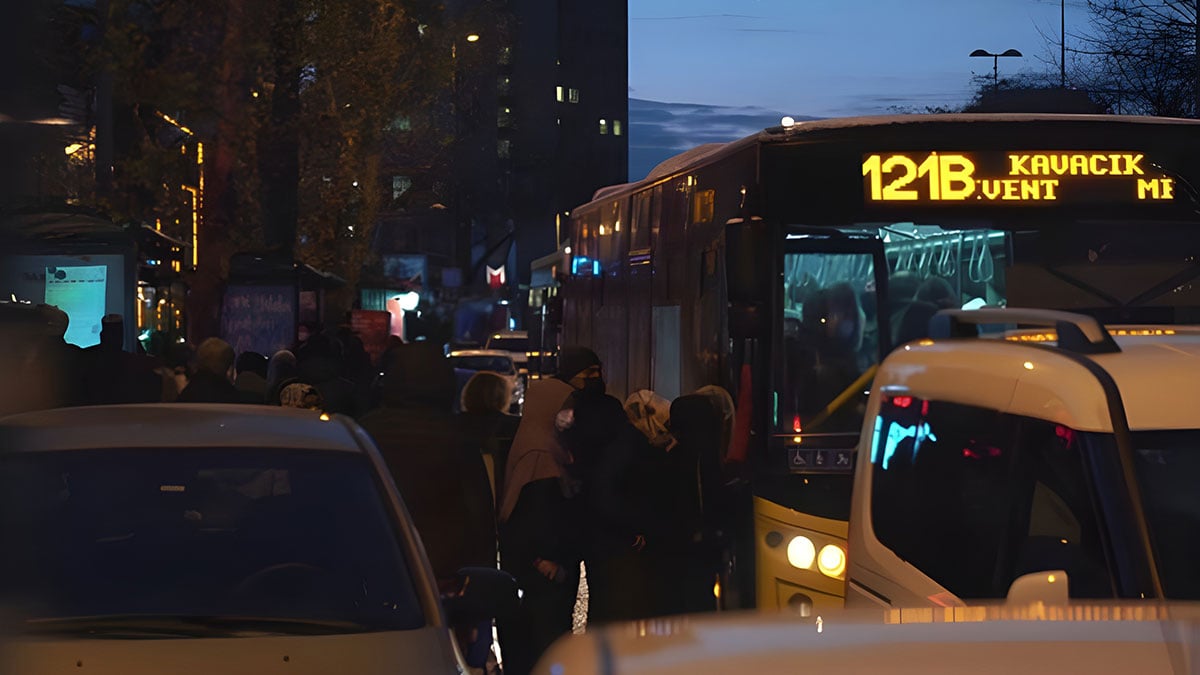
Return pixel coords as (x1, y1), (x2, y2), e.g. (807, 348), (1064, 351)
(567, 391), (658, 624)
(79, 314), (161, 405)
(659, 393), (729, 615)
(177, 338), (243, 404)
(496, 346), (601, 675)
(295, 333), (357, 416)
(458, 370), (521, 506)
(358, 342), (495, 586)
(233, 351), (269, 403)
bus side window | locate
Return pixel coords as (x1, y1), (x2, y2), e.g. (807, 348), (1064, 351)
(631, 190), (653, 252)
(869, 398), (1113, 600)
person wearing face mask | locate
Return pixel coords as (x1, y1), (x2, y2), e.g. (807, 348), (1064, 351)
(495, 346), (601, 675)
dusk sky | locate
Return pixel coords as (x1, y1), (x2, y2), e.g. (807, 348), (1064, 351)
(627, 0), (1091, 179)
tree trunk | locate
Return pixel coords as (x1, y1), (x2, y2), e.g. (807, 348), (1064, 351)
(187, 0), (245, 343)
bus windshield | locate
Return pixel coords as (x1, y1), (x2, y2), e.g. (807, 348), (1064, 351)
(778, 224), (1009, 439)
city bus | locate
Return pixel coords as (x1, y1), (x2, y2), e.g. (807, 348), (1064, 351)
(557, 113), (1200, 612)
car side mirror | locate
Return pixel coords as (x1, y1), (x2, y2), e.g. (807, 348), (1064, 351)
(1006, 570), (1068, 606)
(442, 567), (519, 625)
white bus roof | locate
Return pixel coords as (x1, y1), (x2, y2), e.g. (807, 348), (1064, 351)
(588, 113), (1200, 205)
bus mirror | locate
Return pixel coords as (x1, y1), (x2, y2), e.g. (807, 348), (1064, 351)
(726, 218), (771, 306)
(726, 218), (771, 339)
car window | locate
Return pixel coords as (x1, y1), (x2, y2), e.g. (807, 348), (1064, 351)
(487, 336), (528, 352)
(0, 448), (425, 632)
(869, 396), (1113, 599)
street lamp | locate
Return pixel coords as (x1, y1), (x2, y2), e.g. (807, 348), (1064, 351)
(970, 48), (1023, 89)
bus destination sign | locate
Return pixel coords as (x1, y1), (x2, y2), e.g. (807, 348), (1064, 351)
(862, 151), (1176, 205)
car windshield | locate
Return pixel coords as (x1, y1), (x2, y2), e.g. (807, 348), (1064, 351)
(451, 355), (514, 373)
(488, 336), (528, 352)
(1131, 431), (1200, 600)
(0, 448), (424, 633)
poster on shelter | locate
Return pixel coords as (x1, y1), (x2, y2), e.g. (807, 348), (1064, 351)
(220, 285), (296, 357)
(44, 265), (107, 347)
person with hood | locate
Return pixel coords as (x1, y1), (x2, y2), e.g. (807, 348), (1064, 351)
(264, 350), (299, 405)
(566, 391), (659, 624)
(496, 345), (600, 675)
(358, 342), (495, 586)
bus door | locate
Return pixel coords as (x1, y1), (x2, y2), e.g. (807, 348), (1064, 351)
(777, 233), (890, 451)
(752, 232), (888, 613)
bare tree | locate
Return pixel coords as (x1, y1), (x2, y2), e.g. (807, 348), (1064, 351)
(1073, 0), (1199, 117)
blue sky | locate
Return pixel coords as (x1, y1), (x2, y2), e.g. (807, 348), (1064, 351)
(627, 0), (1090, 178)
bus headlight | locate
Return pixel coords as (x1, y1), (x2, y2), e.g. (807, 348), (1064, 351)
(817, 544), (846, 579)
(787, 536), (816, 569)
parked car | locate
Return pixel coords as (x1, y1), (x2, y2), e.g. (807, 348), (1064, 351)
(0, 404), (516, 675)
(485, 330), (529, 373)
(449, 349), (524, 414)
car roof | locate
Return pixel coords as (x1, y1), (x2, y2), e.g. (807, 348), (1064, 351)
(0, 404), (367, 453)
(880, 326), (1200, 432)
(539, 603), (1200, 674)
(448, 349), (515, 359)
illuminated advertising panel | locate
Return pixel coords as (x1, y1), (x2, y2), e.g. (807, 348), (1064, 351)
(862, 151), (1178, 205)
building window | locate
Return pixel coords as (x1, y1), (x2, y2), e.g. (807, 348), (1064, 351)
(613, 120), (622, 136)
(392, 175), (412, 201)
(599, 119), (608, 135)
(556, 86), (563, 102)
(498, 106), (513, 127)
(498, 139), (511, 158)
(568, 88), (579, 103)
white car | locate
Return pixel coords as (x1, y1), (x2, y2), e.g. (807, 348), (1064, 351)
(484, 330), (530, 372)
(449, 349), (524, 413)
(536, 600), (1200, 674)
(0, 404), (515, 675)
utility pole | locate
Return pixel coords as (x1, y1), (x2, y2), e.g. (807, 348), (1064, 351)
(1061, 0), (1067, 88)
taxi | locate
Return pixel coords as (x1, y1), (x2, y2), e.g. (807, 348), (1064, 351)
(0, 404), (514, 674)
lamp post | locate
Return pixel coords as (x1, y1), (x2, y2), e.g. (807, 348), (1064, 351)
(970, 48), (1023, 89)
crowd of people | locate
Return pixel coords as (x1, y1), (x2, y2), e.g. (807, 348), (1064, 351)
(1, 303), (742, 675)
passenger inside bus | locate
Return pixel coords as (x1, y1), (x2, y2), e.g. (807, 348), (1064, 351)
(782, 282), (869, 433)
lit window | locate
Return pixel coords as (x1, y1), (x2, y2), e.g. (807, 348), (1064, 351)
(498, 106), (512, 127)
(599, 119), (608, 135)
(568, 88), (579, 103)
(500, 47), (512, 64)
(556, 86), (563, 102)
(498, 139), (511, 158)
(614, 120), (622, 136)
(392, 175), (412, 200)
(499, 76), (511, 95)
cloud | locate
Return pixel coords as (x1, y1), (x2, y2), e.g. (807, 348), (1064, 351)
(631, 14), (765, 21)
(628, 98), (820, 181)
